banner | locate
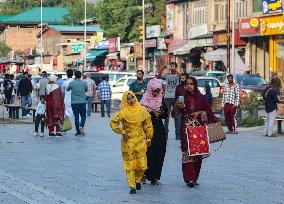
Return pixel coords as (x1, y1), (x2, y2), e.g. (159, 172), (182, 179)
(166, 4), (175, 34)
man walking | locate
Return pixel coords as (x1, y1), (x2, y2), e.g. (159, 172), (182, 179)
(129, 70), (148, 102)
(84, 73), (96, 116)
(3, 74), (14, 105)
(17, 72), (33, 118)
(271, 72), (282, 95)
(163, 62), (180, 138)
(63, 69), (74, 118)
(67, 71), (88, 136)
(98, 76), (111, 117)
(222, 74), (240, 134)
(263, 82), (279, 137)
(39, 71), (49, 97)
(175, 73), (188, 140)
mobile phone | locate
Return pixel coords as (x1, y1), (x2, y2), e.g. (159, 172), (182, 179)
(178, 96), (184, 103)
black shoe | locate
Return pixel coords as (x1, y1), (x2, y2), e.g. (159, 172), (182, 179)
(48, 133), (56, 137)
(187, 181), (195, 188)
(75, 132), (81, 136)
(129, 188), (136, 194)
(101, 115), (105, 117)
(136, 183), (141, 190)
(107, 114), (110, 118)
(56, 132), (63, 137)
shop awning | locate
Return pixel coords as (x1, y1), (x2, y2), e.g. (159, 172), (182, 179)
(106, 52), (119, 59)
(86, 49), (108, 61)
(204, 49), (249, 74)
(174, 38), (213, 55)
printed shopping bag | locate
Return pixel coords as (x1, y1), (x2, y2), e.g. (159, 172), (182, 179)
(59, 117), (72, 132)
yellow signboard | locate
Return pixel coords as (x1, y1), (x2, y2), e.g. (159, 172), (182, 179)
(260, 15), (284, 36)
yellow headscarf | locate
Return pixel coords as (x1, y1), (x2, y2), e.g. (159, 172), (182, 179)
(120, 91), (151, 124)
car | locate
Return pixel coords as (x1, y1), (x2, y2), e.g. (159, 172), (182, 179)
(111, 76), (137, 101)
(221, 74), (268, 100)
(82, 71), (109, 86)
(195, 76), (221, 98)
(192, 71), (226, 83)
(99, 71), (136, 86)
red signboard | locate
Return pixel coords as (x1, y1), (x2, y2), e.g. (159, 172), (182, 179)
(213, 30), (246, 46)
(145, 39), (157, 48)
(108, 38), (116, 53)
(167, 39), (187, 53)
(239, 17), (260, 37)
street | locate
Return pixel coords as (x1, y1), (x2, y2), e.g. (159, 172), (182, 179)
(0, 113), (284, 204)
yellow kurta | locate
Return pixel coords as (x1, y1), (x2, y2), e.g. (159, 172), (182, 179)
(110, 111), (153, 188)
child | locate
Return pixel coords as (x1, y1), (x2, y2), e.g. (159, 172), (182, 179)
(34, 95), (46, 137)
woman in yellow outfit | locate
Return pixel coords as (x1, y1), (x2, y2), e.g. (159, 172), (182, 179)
(110, 91), (153, 194)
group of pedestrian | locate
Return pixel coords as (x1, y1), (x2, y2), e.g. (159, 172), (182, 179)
(110, 64), (223, 194)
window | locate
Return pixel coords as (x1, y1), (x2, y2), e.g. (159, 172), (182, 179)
(214, 0), (227, 22)
(176, 2), (189, 38)
(253, 0), (262, 13)
(115, 78), (126, 87)
(197, 79), (220, 88)
(235, 0), (248, 18)
(192, 1), (207, 25)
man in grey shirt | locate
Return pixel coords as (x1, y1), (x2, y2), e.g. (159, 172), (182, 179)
(39, 71), (49, 96)
(162, 62), (180, 139)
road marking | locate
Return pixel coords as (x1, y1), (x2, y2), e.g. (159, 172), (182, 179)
(0, 170), (78, 204)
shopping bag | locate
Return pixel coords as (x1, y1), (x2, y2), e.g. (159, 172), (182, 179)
(207, 122), (226, 144)
(186, 125), (210, 156)
(59, 117), (72, 132)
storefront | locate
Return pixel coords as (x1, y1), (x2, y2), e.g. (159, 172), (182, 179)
(260, 14), (284, 85)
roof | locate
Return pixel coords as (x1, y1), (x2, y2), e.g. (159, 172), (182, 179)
(0, 16), (12, 21)
(0, 7), (69, 23)
(49, 25), (103, 33)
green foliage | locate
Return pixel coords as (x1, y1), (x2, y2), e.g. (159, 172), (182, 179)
(240, 116), (264, 127)
(95, 0), (166, 42)
(0, 0), (96, 24)
(0, 42), (11, 58)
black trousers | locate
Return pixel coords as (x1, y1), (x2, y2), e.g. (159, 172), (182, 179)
(35, 114), (45, 133)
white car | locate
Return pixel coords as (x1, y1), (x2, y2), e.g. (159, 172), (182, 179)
(99, 71), (136, 86)
(111, 76), (137, 101)
(195, 76), (221, 98)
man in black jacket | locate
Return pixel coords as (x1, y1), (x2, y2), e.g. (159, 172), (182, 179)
(263, 83), (279, 137)
(17, 72), (33, 118)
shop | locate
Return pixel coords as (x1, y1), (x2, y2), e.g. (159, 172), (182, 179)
(260, 14), (284, 85)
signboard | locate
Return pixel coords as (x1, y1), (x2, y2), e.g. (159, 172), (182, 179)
(24, 48), (32, 56)
(95, 40), (109, 50)
(145, 39), (157, 48)
(91, 32), (104, 47)
(72, 44), (85, 53)
(166, 4), (175, 34)
(189, 24), (208, 39)
(157, 38), (167, 49)
(146, 25), (161, 38)
(263, 0), (283, 14)
(168, 39), (187, 53)
(239, 17), (261, 37)
(109, 38), (116, 53)
(213, 30), (246, 46)
(260, 15), (284, 36)
(127, 54), (136, 71)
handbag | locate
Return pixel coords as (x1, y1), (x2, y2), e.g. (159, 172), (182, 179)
(186, 125), (210, 156)
(207, 122), (226, 144)
(59, 117), (72, 132)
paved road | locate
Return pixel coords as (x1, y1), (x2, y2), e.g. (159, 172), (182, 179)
(0, 113), (283, 204)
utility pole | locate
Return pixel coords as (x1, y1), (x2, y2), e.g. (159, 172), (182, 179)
(142, 0), (145, 72)
(40, 0), (43, 72)
(226, 0), (231, 73)
(84, 0), (87, 71)
(231, 0), (235, 74)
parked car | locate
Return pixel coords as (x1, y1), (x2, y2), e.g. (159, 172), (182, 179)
(99, 71), (136, 86)
(192, 71), (226, 83)
(195, 76), (222, 98)
(221, 74), (268, 101)
(111, 76), (137, 101)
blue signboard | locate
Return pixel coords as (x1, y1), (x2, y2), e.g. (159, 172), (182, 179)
(263, 0), (283, 14)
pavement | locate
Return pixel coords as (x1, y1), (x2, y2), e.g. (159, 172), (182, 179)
(0, 112), (284, 204)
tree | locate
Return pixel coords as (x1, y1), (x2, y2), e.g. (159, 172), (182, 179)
(95, 0), (165, 42)
(0, 42), (11, 58)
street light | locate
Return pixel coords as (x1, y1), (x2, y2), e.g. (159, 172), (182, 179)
(40, 0), (43, 72)
(231, 0), (235, 74)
